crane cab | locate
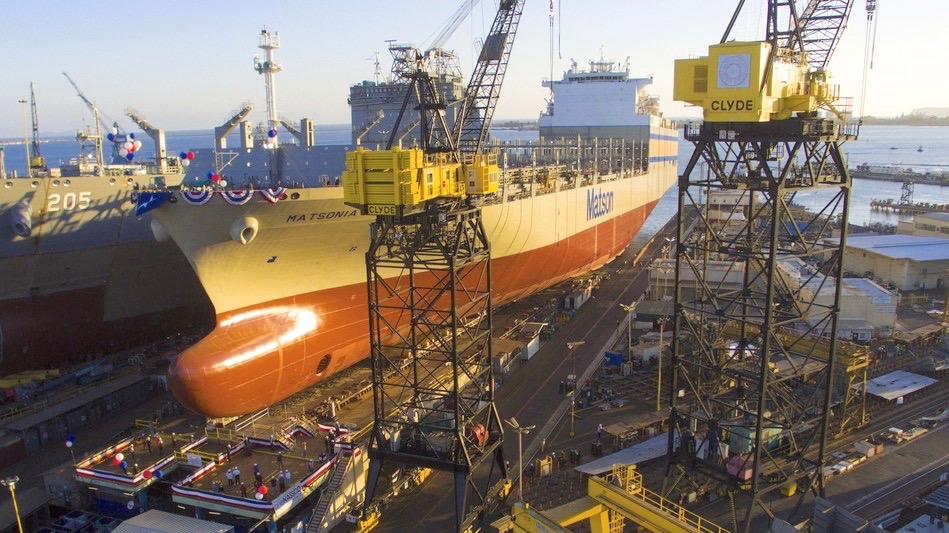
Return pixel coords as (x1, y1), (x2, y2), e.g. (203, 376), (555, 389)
(674, 41), (841, 123)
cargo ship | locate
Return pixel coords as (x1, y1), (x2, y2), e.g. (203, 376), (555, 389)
(0, 155), (214, 374)
(148, 53), (679, 418)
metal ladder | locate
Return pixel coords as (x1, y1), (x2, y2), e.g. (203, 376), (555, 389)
(305, 452), (353, 533)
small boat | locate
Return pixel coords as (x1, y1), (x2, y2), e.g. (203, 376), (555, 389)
(917, 146), (924, 152)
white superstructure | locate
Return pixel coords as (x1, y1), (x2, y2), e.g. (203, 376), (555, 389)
(539, 58), (659, 139)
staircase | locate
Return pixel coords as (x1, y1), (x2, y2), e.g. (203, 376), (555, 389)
(305, 452), (353, 533)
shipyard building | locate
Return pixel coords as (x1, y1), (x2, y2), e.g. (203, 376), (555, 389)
(898, 212), (949, 238)
(844, 234), (949, 290)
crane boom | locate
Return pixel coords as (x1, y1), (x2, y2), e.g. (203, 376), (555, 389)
(796, 0), (855, 71)
(29, 83), (46, 171)
(453, 0), (525, 154)
(62, 72), (124, 135)
(213, 102), (254, 150)
(427, 0), (481, 51)
(126, 108), (169, 171)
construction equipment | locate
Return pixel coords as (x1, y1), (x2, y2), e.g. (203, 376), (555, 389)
(665, 1), (862, 531)
(28, 83), (46, 173)
(344, 1), (524, 530)
(505, 465), (728, 533)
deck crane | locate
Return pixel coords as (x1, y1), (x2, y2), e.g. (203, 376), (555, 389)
(353, 110), (385, 146)
(342, 1), (524, 531)
(277, 115), (315, 147)
(28, 83), (47, 173)
(63, 72), (126, 162)
(212, 101), (254, 150)
(125, 108), (169, 173)
(667, 1), (864, 531)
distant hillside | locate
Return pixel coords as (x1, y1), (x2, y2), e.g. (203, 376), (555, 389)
(911, 107), (949, 118)
(859, 114), (949, 126)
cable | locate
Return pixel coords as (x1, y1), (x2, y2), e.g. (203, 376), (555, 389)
(859, 0), (879, 118)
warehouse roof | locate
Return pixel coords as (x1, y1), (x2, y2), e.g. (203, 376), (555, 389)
(846, 234), (949, 261)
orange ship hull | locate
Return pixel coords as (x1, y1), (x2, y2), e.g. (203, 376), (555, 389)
(168, 203), (657, 416)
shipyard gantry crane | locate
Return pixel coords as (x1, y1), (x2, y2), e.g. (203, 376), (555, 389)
(342, 1), (524, 531)
(664, 1), (868, 531)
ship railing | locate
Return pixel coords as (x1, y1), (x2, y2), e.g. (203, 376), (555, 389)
(234, 407), (271, 432)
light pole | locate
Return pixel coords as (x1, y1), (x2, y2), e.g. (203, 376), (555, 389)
(566, 341), (585, 437)
(2, 476), (23, 533)
(656, 317), (669, 412)
(505, 417), (534, 502)
(17, 99), (31, 178)
(620, 302), (639, 359)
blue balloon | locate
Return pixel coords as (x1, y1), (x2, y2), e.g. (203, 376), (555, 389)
(120, 460), (128, 469)
(268, 129), (277, 138)
(129, 133), (136, 140)
(207, 171), (214, 179)
(67, 435), (75, 443)
(126, 153), (135, 161)
(179, 152), (187, 159)
(107, 133), (115, 142)
(154, 470), (163, 478)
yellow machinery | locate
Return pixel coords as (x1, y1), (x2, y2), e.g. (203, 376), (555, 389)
(343, 147), (499, 216)
(507, 465), (728, 533)
(674, 41), (845, 122)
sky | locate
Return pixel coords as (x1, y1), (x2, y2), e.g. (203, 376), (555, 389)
(1, 1), (944, 139)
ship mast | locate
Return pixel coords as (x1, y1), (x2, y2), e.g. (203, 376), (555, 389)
(253, 28), (283, 148)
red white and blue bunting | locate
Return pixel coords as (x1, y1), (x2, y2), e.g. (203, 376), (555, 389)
(222, 190), (254, 205)
(174, 188), (288, 206)
(259, 187), (287, 203)
(180, 190), (214, 205)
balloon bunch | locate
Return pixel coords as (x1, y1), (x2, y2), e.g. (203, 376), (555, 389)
(105, 129), (143, 162)
(206, 171), (228, 188)
(255, 484), (269, 500)
(178, 151), (195, 168)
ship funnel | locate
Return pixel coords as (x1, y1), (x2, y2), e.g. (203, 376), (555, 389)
(150, 218), (171, 242)
(230, 217), (259, 245)
(8, 200), (32, 237)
